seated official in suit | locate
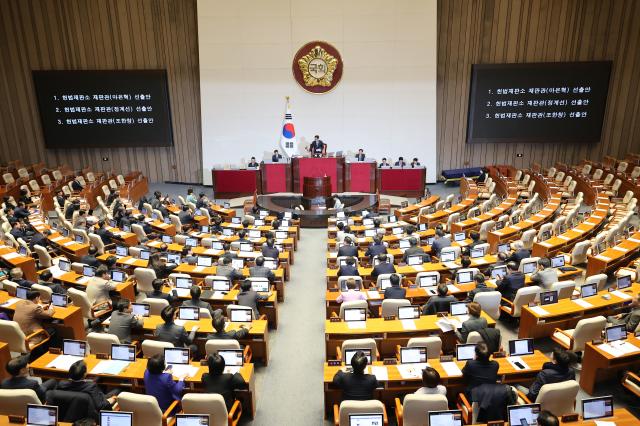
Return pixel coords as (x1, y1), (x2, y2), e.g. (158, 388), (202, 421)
(217, 256), (245, 281)
(530, 257), (558, 290)
(247, 157), (259, 168)
(149, 253), (177, 280)
(415, 366), (447, 396)
(236, 230), (250, 245)
(1, 355), (57, 401)
(309, 135), (326, 156)
(336, 278), (366, 303)
(155, 306), (199, 356)
(249, 256), (276, 283)
(506, 241), (531, 267)
(181, 286), (220, 318)
(271, 149), (283, 162)
(261, 238), (279, 259)
(86, 266), (117, 305)
(394, 157), (406, 167)
(465, 274), (493, 302)
(202, 354), (248, 410)
(144, 355), (185, 413)
(431, 229), (451, 257)
(496, 261), (525, 302)
(355, 149), (366, 161)
(95, 220), (117, 245)
(178, 205), (195, 227)
(147, 278), (176, 303)
(371, 253), (396, 280)
(74, 210), (88, 229)
(80, 246), (101, 268)
(206, 315), (249, 340)
(402, 237), (431, 264)
(364, 236), (387, 261)
(10, 267), (36, 288)
(237, 279), (269, 318)
(337, 237), (358, 257)
(461, 343), (499, 397)
(410, 158), (421, 168)
(58, 360), (116, 411)
(456, 302), (488, 342)
(383, 273), (406, 299)
(338, 256), (359, 277)
(379, 158), (390, 168)
(520, 348), (577, 401)
(331, 351), (380, 401)
(607, 294), (640, 331)
(422, 284), (456, 315)
(468, 231), (485, 249)
(38, 270), (67, 296)
(14, 290), (55, 345)
(487, 252), (508, 275)
(108, 300), (143, 344)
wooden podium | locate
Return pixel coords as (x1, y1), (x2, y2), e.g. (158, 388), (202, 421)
(302, 176), (331, 209)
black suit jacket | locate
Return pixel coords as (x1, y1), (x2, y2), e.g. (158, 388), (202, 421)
(206, 328), (249, 340)
(507, 249), (531, 267)
(371, 262), (396, 280)
(496, 272), (525, 301)
(80, 255), (101, 268)
(402, 247), (431, 263)
(355, 153), (366, 161)
(56, 380), (111, 411)
(462, 359), (500, 396)
(365, 244), (387, 260)
(332, 371), (380, 401)
(384, 286), (406, 299)
(202, 373), (247, 409)
(261, 246), (279, 259)
(337, 245), (358, 257)
(96, 228), (116, 245)
(338, 265), (359, 277)
(271, 154), (282, 162)
(1, 376), (48, 401)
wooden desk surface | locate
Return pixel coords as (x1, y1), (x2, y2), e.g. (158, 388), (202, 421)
(587, 230), (640, 276)
(580, 335), (640, 394)
(450, 195), (518, 233)
(141, 316), (268, 336)
(394, 195), (440, 219)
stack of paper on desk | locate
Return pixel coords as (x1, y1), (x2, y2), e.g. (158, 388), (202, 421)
(46, 355), (85, 371)
(90, 360), (130, 375)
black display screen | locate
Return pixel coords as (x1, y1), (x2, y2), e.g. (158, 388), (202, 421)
(467, 61), (612, 144)
(32, 70), (173, 148)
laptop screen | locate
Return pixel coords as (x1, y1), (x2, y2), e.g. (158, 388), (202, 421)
(131, 303), (150, 317)
(397, 306), (420, 320)
(218, 349), (244, 367)
(276, 231), (288, 239)
(470, 247), (484, 258)
(348, 414), (382, 426)
(111, 270), (126, 282)
(185, 237), (198, 247)
(605, 324), (627, 343)
(174, 277), (192, 289)
(581, 283), (598, 298)
(264, 259), (277, 270)
(164, 348), (190, 365)
(540, 290), (558, 305)
(344, 308), (366, 322)
(58, 259), (71, 272)
(283, 211), (292, 219)
(582, 396), (614, 420)
(344, 349), (372, 365)
(16, 286), (28, 299)
(161, 235), (173, 244)
(418, 223), (427, 231)
(418, 275), (438, 288)
(178, 307), (200, 320)
(364, 229), (376, 237)
(399, 240), (411, 249)
(63, 339), (87, 357)
(392, 227), (403, 235)
(456, 270), (474, 284)
(83, 265), (95, 277)
(491, 265), (507, 280)
(617, 275), (632, 289)
(139, 250), (151, 260)
(254, 219), (265, 226)
(522, 261), (537, 275)
(230, 309), (253, 322)
(211, 279), (231, 292)
(200, 225), (210, 233)
(51, 293), (67, 307)
(74, 235), (84, 243)
(407, 255), (423, 266)
(27, 404), (58, 426)
(495, 221), (505, 230)
(223, 228), (234, 236)
(508, 404), (541, 426)
(248, 230), (261, 239)
(428, 410), (463, 426)
(167, 253), (181, 264)
(363, 218), (374, 226)
(551, 255), (565, 268)
(456, 344), (476, 361)
(251, 280), (270, 292)
(100, 411), (133, 426)
(115, 246), (128, 257)
(440, 251), (455, 262)
(232, 258), (244, 269)
(450, 302), (468, 316)
(240, 243), (253, 252)
(400, 347), (427, 364)
(231, 217), (241, 224)
(508, 339), (534, 356)
(175, 415), (209, 426)
(111, 344), (136, 362)
(211, 241), (224, 250)
(453, 232), (466, 242)
(196, 256), (212, 267)
(497, 243), (510, 253)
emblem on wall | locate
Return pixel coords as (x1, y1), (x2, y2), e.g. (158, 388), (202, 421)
(293, 41), (343, 94)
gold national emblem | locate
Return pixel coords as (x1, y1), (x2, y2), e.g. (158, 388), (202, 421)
(292, 41), (343, 94)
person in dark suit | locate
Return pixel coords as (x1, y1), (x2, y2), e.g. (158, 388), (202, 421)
(236, 230), (250, 245)
(10, 267), (36, 288)
(411, 158), (421, 168)
(338, 257), (359, 277)
(309, 135), (326, 156)
(487, 252), (508, 276)
(261, 238), (279, 259)
(29, 229), (51, 251)
(13, 202), (30, 220)
(337, 237), (358, 257)
(1, 355), (57, 401)
(468, 231), (485, 249)
(456, 302), (488, 342)
(402, 237), (431, 264)
(181, 286), (221, 318)
(147, 279), (175, 303)
(249, 256), (275, 283)
(272, 150), (283, 162)
(38, 270), (67, 296)
(371, 254), (396, 280)
(422, 284), (456, 314)
(149, 253), (177, 279)
(394, 157), (406, 168)
(95, 220), (116, 245)
(64, 200), (80, 220)
(383, 273), (406, 299)
(466, 274), (493, 302)
(178, 205), (194, 227)
(331, 351), (380, 401)
(364, 236), (387, 261)
(80, 246), (101, 268)
(201, 354), (248, 410)
(461, 343), (499, 397)
(55, 191), (66, 209)
(607, 293), (640, 332)
(217, 257), (245, 281)
(496, 261), (525, 301)
(108, 300), (143, 344)
(523, 348), (577, 401)
(154, 306), (199, 353)
(144, 355), (185, 413)
(57, 360), (115, 411)
(247, 157), (259, 168)
(506, 241), (531, 267)
(237, 279), (269, 318)
(10, 221), (29, 240)
(206, 315), (249, 340)
(431, 229), (452, 257)
(70, 176), (84, 191)
(379, 158), (390, 168)
(355, 149), (366, 161)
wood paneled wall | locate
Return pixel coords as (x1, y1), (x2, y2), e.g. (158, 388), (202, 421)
(0, 0), (201, 183)
(437, 0), (640, 174)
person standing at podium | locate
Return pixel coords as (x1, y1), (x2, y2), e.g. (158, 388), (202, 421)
(355, 149), (366, 161)
(272, 150), (283, 162)
(309, 135), (326, 157)
(394, 157), (407, 167)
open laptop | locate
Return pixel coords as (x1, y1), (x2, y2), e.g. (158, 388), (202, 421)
(240, 242), (253, 252)
(582, 396), (614, 420)
(100, 410), (133, 426)
(407, 255), (423, 266)
(539, 290), (558, 305)
(218, 349), (244, 372)
(379, 278), (392, 290)
(58, 258), (71, 272)
(348, 413), (382, 426)
(164, 347), (190, 365)
(248, 229), (261, 239)
(508, 403), (541, 426)
(344, 307), (366, 322)
(51, 293), (67, 307)
(222, 228), (234, 236)
(232, 258), (244, 269)
(497, 242), (510, 254)
(397, 305), (420, 320)
(27, 404), (58, 426)
(63, 339), (87, 357)
(522, 261), (537, 275)
(251, 280), (270, 293)
(185, 237), (198, 248)
(196, 256), (212, 267)
(74, 235), (84, 244)
(211, 241), (224, 250)
(491, 265), (507, 280)
(400, 347), (427, 364)
(111, 270), (126, 283)
(200, 225), (210, 233)
(275, 230), (288, 240)
(551, 255), (565, 268)
(418, 274), (438, 290)
(453, 232), (466, 242)
(495, 221), (505, 230)
(470, 246), (484, 259)
(343, 349), (372, 366)
(440, 251), (456, 262)
(166, 253), (181, 265)
(364, 229), (376, 237)
(580, 282), (598, 298)
(131, 303), (150, 317)
(115, 246), (128, 257)
(139, 250), (151, 260)
(83, 265), (95, 277)
(230, 308), (253, 323)
(399, 239), (411, 249)
(111, 344), (136, 362)
(508, 338), (534, 356)
(175, 277), (193, 289)
(16, 286), (28, 299)
(605, 324), (627, 343)
(456, 344), (476, 361)
(231, 217), (241, 224)
(210, 279), (231, 292)
(617, 275), (632, 290)
(418, 223), (428, 231)
(178, 306), (200, 321)
(392, 227), (403, 235)
(428, 410), (463, 426)
(450, 301), (468, 317)
(456, 270), (474, 284)
(539, 230), (551, 241)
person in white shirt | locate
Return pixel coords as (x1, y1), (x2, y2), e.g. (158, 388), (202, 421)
(86, 265), (117, 304)
(415, 367), (447, 396)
